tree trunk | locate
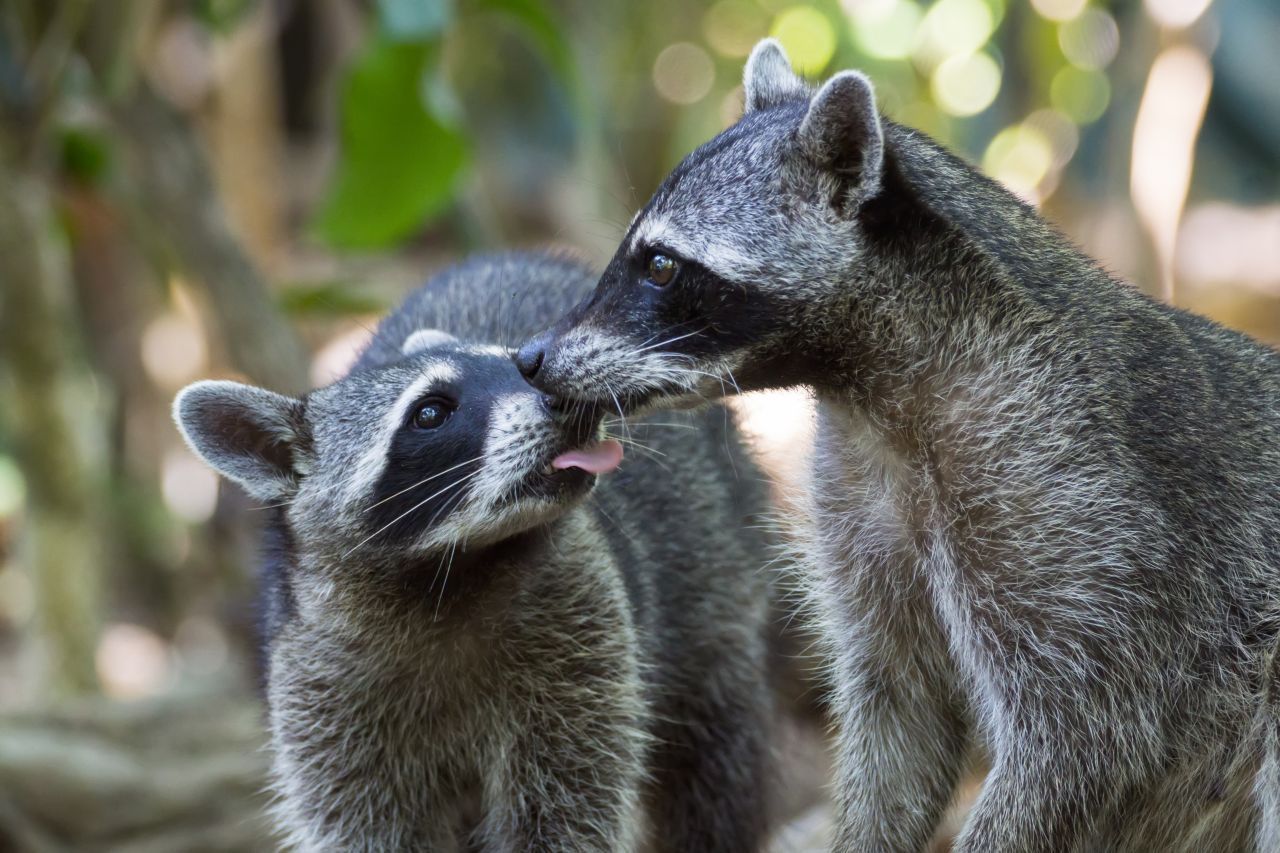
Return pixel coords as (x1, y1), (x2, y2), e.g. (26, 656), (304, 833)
(0, 161), (105, 697)
(109, 84), (309, 396)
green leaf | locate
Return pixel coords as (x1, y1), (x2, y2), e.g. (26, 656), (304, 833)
(60, 126), (112, 185)
(377, 0), (452, 41)
(312, 39), (468, 250)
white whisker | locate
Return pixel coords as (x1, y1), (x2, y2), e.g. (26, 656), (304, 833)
(343, 469), (482, 558)
(362, 455), (486, 514)
(633, 325), (710, 353)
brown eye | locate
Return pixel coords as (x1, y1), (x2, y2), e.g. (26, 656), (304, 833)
(412, 397), (453, 430)
(646, 252), (679, 287)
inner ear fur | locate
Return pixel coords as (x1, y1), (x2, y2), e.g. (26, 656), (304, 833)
(798, 70), (885, 213)
(173, 380), (307, 502)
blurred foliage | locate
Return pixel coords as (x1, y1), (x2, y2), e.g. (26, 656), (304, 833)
(314, 0), (576, 248)
(312, 37), (467, 247)
(278, 281), (390, 317)
(0, 0), (1276, 714)
(299, 0), (1279, 258)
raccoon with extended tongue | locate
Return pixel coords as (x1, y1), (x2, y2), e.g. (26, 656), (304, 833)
(173, 253), (776, 852)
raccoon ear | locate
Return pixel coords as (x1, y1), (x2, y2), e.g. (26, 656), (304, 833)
(743, 39), (806, 113)
(798, 70), (885, 213)
(173, 380), (307, 502)
(402, 328), (456, 355)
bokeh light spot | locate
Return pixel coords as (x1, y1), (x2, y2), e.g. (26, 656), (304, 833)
(141, 312), (207, 390)
(917, 0), (995, 67)
(653, 42), (716, 105)
(1144, 0), (1213, 30)
(984, 124), (1054, 201)
(704, 0), (770, 58)
(847, 0), (924, 61)
(931, 52), (1001, 117)
(0, 457), (25, 518)
(1025, 108), (1080, 169)
(1059, 9), (1120, 71)
(1030, 0), (1086, 23)
(771, 7), (837, 75)
(97, 623), (172, 700)
(893, 101), (949, 142)
(841, 0), (898, 19)
(1050, 66), (1111, 123)
(162, 448), (220, 524)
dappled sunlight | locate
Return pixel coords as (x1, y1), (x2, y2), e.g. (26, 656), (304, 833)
(96, 623), (173, 700)
(162, 448), (220, 524)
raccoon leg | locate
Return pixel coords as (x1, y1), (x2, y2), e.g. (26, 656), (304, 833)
(828, 648), (968, 852)
(823, 568), (968, 853)
(1255, 737), (1280, 852)
(1254, 645), (1280, 850)
(644, 676), (774, 852)
(949, 748), (1112, 853)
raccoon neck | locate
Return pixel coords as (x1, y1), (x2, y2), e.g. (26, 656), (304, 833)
(814, 124), (1106, 433)
(296, 525), (571, 635)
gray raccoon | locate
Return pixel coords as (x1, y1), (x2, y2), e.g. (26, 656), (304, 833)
(515, 43), (1280, 853)
(173, 253), (776, 851)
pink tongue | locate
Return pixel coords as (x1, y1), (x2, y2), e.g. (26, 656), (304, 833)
(551, 439), (624, 474)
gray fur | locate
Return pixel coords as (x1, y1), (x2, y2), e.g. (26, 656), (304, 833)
(517, 41), (1280, 852)
(175, 381), (305, 502)
(175, 253), (777, 851)
(743, 38), (807, 115)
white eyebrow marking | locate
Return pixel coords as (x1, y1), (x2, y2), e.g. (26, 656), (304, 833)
(628, 213), (671, 255)
(628, 214), (756, 282)
(344, 360), (460, 501)
(402, 329), (457, 354)
(462, 344), (511, 358)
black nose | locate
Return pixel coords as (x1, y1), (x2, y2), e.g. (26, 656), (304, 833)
(514, 339), (546, 380)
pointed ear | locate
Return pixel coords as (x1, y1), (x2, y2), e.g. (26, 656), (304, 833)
(173, 380), (307, 502)
(743, 38), (806, 113)
(402, 328), (457, 355)
(798, 71), (885, 212)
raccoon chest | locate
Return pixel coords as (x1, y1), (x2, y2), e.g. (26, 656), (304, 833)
(810, 401), (936, 566)
(808, 401), (975, 672)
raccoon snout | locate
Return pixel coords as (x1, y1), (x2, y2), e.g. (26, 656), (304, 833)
(514, 337), (547, 381)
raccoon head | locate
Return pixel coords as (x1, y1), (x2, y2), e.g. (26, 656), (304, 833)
(515, 39), (886, 414)
(174, 332), (621, 573)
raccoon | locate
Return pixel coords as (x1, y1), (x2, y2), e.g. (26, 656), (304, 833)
(174, 253), (777, 851)
(514, 43), (1280, 852)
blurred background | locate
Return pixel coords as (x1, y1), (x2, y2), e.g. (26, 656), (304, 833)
(0, 0), (1276, 849)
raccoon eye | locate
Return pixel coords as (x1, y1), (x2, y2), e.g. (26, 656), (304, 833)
(645, 252), (679, 287)
(411, 397), (453, 430)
